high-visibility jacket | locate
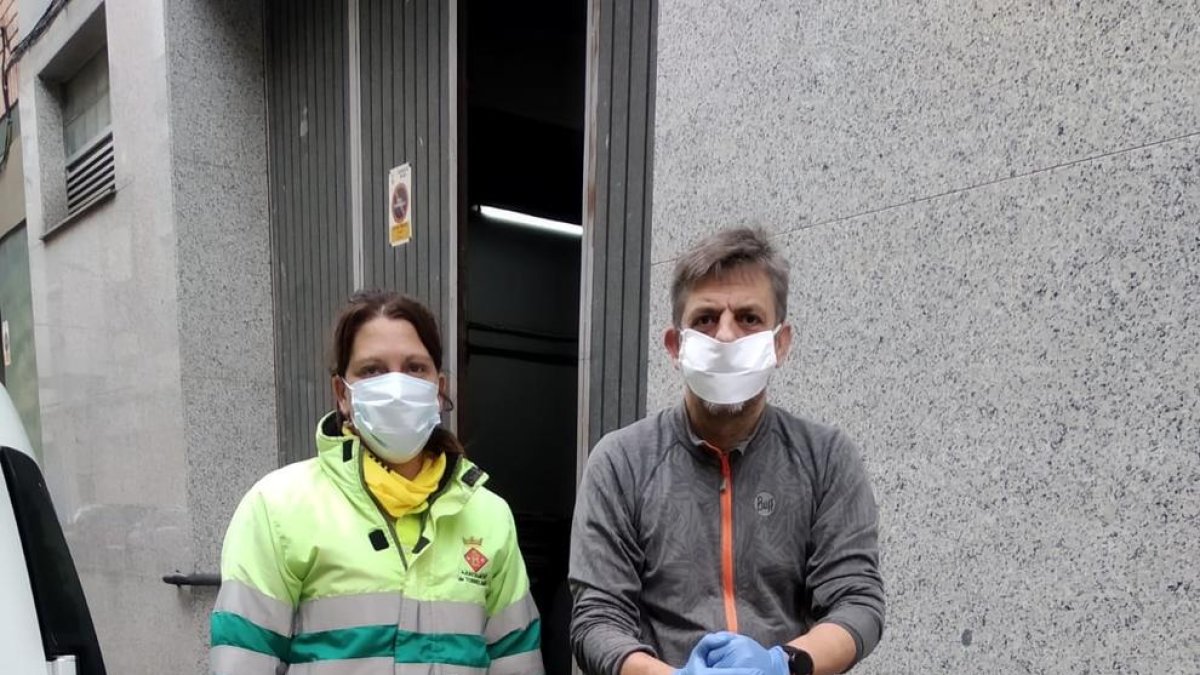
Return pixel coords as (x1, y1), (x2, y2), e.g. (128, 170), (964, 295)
(211, 414), (543, 675)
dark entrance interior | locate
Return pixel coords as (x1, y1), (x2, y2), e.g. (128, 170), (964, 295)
(459, 2), (587, 673)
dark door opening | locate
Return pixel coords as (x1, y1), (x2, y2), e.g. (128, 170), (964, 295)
(459, 2), (587, 674)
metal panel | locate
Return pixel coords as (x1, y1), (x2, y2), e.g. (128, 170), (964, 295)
(359, 0), (451, 328)
(267, 0), (450, 464)
(265, 0), (353, 465)
(0, 225), (42, 458)
(581, 0), (658, 451)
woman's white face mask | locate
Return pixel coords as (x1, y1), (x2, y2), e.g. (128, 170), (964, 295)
(678, 326), (781, 405)
(344, 372), (441, 464)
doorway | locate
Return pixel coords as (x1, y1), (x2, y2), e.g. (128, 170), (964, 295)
(457, 1), (587, 673)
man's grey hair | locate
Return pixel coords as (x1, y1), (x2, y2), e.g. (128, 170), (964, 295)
(670, 227), (790, 326)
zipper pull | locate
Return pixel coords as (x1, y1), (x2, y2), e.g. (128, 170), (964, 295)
(717, 452), (732, 492)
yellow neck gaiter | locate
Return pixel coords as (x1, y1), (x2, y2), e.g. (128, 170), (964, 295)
(363, 450), (447, 518)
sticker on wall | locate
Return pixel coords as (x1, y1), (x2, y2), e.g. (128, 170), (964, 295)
(1, 320), (10, 367)
(388, 163), (413, 247)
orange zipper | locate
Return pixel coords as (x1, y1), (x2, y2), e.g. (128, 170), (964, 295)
(716, 450), (739, 632)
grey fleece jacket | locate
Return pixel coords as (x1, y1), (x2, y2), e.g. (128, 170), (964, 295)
(569, 404), (885, 675)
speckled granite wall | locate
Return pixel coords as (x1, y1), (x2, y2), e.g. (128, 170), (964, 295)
(166, 0), (276, 590)
(648, 2), (1199, 672)
(166, 1), (277, 672)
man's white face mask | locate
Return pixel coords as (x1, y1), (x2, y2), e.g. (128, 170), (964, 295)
(678, 325), (781, 406)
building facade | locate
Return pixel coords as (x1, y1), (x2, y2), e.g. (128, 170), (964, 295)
(7, 0), (1198, 674)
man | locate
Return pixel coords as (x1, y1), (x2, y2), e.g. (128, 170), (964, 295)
(569, 228), (884, 675)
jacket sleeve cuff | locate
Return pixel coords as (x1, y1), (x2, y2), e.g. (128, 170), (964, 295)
(817, 603), (883, 663)
(611, 644), (659, 675)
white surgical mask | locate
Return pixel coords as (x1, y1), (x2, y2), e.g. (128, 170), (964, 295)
(344, 372), (442, 464)
(678, 326), (781, 405)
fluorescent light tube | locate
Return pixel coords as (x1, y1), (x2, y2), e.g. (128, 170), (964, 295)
(478, 205), (583, 237)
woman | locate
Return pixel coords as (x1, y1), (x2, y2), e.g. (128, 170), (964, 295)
(210, 290), (543, 675)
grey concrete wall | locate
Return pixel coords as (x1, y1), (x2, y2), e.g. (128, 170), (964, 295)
(18, 0), (276, 672)
(19, 1), (200, 672)
(648, 2), (1199, 674)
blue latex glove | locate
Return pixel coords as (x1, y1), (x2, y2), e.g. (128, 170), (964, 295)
(673, 632), (765, 675)
(704, 633), (788, 675)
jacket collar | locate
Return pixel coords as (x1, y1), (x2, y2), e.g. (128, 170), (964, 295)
(670, 401), (773, 456)
(315, 412), (487, 520)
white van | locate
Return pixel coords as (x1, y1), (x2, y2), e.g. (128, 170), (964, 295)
(0, 383), (106, 675)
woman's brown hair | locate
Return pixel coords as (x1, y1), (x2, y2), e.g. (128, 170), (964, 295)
(330, 289), (464, 456)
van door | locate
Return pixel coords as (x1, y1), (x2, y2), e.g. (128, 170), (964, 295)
(0, 446), (107, 675)
(0, 452), (46, 674)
